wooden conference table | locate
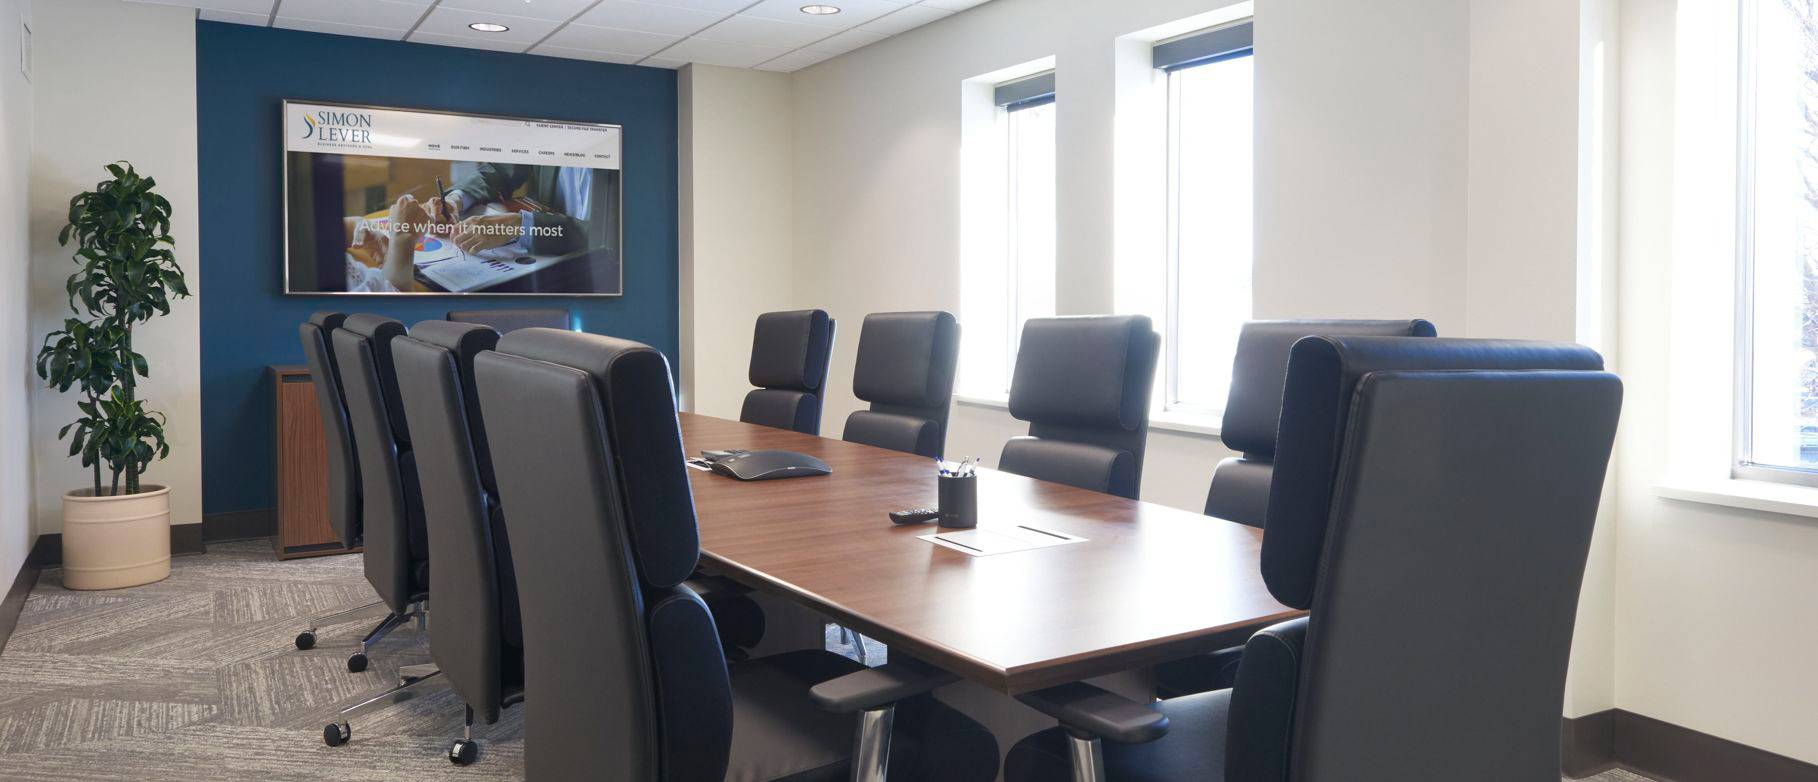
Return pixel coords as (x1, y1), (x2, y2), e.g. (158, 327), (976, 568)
(680, 413), (1301, 696)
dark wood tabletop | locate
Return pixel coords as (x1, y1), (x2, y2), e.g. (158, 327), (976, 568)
(679, 413), (1302, 695)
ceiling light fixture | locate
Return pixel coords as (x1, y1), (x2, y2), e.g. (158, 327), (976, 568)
(800, 5), (842, 15)
(468, 22), (510, 32)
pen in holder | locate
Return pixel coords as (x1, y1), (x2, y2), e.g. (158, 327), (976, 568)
(937, 472), (978, 529)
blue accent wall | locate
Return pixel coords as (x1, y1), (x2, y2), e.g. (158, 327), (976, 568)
(197, 21), (678, 516)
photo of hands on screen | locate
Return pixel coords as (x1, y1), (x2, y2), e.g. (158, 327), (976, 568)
(284, 103), (624, 296)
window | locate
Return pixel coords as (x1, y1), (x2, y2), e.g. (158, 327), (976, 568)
(1158, 23), (1254, 416)
(1737, 0), (1818, 484)
(960, 72), (1056, 397)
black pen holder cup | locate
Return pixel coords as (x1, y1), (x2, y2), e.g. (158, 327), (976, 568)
(937, 473), (979, 529)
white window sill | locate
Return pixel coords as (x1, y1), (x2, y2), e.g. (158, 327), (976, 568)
(1652, 477), (1818, 520)
(955, 395), (1224, 439)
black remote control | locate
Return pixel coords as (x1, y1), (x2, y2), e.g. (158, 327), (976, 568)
(890, 508), (942, 525)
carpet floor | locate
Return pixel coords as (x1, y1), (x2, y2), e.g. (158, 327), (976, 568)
(0, 540), (1656, 781)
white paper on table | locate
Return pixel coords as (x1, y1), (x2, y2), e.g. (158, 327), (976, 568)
(920, 525), (1087, 557)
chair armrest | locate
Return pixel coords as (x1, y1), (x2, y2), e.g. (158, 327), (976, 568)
(1014, 682), (1170, 745)
(682, 575), (751, 602)
(810, 658), (958, 713)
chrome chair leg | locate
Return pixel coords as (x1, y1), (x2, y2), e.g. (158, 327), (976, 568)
(343, 603), (424, 673)
(295, 600), (388, 650)
(1065, 731), (1106, 782)
(322, 667), (446, 748)
(850, 705), (895, 782)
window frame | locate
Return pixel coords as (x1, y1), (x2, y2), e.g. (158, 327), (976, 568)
(995, 77), (1057, 397)
(1158, 30), (1255, 418)
(1731, 0), (1818, 487)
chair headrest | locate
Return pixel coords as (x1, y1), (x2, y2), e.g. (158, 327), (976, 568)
(852, 311), (959, 409)
(1220, 320), (1435, 458)
(337, 314), (410, 445)
(1261, 336), (1604, 609)
(1008, 315), (1157, 431)
(405, 320), (501, 490)
(307, 311), (347, 331)
(446, 308), (571, 333)
(749, 310), (833, 392)
(494, 328), (699, 589)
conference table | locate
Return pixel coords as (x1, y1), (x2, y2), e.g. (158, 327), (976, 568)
(678, 413), (1301, 697)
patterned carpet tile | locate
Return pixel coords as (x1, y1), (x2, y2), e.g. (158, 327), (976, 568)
(0, 724), (523, 782)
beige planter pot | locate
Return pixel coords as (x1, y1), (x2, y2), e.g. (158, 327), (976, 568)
(61, 484), (171, 590)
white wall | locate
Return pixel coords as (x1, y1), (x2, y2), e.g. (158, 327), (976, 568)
(1608, 0), (1818, 764)
(27, 0), (200, 534)
(678, 64), (797, 420)
(0, 0), (33, 584)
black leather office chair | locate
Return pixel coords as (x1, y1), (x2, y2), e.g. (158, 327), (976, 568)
(322, 314), (445, 747)
(475, 328), (998, 781)
(293, 312), (394, 651)
(998, 315), (1160, 500)
(446, 308), (571, 333)
(843, 311), (960, 459)
(1003, 336), (1620, 782)
(742, 309), (836, 435)
(1155, 318), (1436, 698)
(390, 321), (519, 765)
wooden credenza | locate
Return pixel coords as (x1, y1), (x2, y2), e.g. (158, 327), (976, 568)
(270, 365), (359, 560)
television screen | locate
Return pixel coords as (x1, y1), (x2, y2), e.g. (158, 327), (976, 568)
(283, 101), (623, 296)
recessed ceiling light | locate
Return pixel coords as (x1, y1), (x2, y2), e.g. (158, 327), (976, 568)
(468, 22), (510, 33)
(800, 5), (842, 15)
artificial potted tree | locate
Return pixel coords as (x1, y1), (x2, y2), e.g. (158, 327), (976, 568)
(36, 162), (190, 590)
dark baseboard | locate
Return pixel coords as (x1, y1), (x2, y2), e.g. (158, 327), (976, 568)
(0, 560), (38, 655)
(26, 525), (207, 567)
(171, 523), (205, 556)
(28, 533), (60, 567)
(202, 508), (273, 543)
(1562, 709), (1617, 777)
(1613, 709), (1818, 782)
(1563, 709), (1818, 781)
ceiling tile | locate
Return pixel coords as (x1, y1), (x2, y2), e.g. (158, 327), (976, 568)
(802, 27), (887, 55)
(131, 0), (274, 13)
(197, 9), (271, 25)
(437, 0), (598, 22)
(655, 37), (791, 68)
(915, 0), (989, 10)
(273, 0), (426, 29)
(275, 16), (406, 39)
(413, 6), (561, 44)
(542, 23), (680, 57)
(574, 0), (725, 37)
(696, 15), (836, 50)
(859, 3), (949, 35)
(640, 56), (689, 69)
(754, 48), (836, 72)
(407, 30), (533, 52)
(528, 45), (643, 65)
(131, 0), (272, 12)
(650, 0), (753, 13)
(740, 0), (910, 29)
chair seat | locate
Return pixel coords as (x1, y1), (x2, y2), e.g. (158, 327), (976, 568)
(1004, 689), (1231, 782)
(726, 650), (867, 782)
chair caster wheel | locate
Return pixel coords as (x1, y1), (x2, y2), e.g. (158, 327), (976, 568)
(347, 652), (368, 673)
(449, 739), (480, 765)
(295, 631), (316, 650)
(323, 721), (351, 747)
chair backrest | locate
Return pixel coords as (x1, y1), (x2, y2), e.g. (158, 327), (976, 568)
(1206, 319), (1436, 526)
(1226, 336), (1620, 781)
(476, 328), (733, 782)
(298, 311), (361, 548)
(843, 311), (960, 458)
(447, 308), (572, 333)
(741, 309), (836, 435)
(392, 320), (520, 724)
(999, 315), (1160, 499)
(331, 314), (427, 613)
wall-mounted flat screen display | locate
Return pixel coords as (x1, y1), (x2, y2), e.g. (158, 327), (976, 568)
(284, 100), (623, 296)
